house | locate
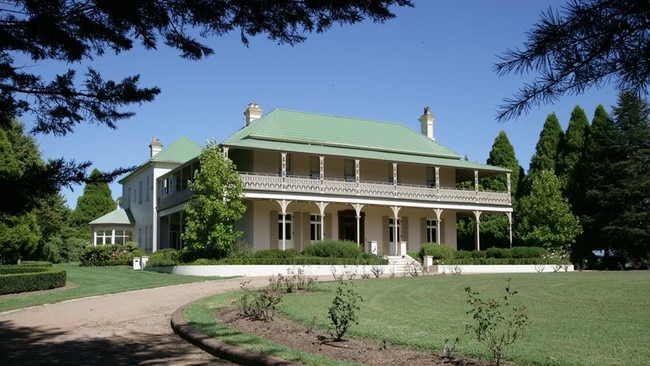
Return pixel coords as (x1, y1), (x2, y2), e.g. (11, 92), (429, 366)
(91, 104), (513, 255)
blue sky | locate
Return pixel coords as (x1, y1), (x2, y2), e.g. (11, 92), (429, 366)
(23, 1), (619, 208)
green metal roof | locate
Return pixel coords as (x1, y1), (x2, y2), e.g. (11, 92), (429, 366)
(120, 136), (203, 183)
(89, 208), (135, 225)
(223, 109), (509, 173)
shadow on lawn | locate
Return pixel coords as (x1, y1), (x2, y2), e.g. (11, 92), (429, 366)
(0, 319), (233, 365)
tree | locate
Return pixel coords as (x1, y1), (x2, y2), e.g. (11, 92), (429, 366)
(529, 113), (564, 175)
(496, 0), (650, 120)
(0, 211), (41, 263)
(515, 170), (582, 250)
(557, 106), (590, 195)
(0, 0), (413, 212)
(581, 91), (650, 267)
(183, 139), (246, 259)
(70, 168), (116, 236)
(480, 131), (523, 248)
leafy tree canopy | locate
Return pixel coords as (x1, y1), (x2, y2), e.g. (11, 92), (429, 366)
(69, 168), (116, 232)
(0, 0), (413, 212)
(529, 113), (563, 175)
(496, 0), (650, 120)
(183, 139), (246, 259)
(515, 170), (582, 250)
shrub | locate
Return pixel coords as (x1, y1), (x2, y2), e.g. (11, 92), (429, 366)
(147, 249), (180, 267)
(328, 282), (363, 341)
(510, 246), (548, 258)
(254, 249), (301, 259)
(407, 251), (420, 261)
(303, 240), (363, 258)
(485, 247), (512, 259)
(80, 244), (144, 266)
(226, 242), (255, 259)
(465, 278), (528, 366)
(0, 266), (66, 295)
(454, 250), (472, 259)
(471, 250), (487, 258)
(235, 280), (283, 321)
(419, 243), (455, 261)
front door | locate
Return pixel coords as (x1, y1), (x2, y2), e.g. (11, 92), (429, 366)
(338, 210), (364, 244)
(278, 213), (293, 250)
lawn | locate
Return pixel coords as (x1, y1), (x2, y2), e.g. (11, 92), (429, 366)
(186, 271), (650, 366)
(0, 263), (224, 312)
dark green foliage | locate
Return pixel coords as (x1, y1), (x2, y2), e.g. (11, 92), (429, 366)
(79, 244), (144, 266)
(484, 131), (522, 198)
(328, 282), (363, 341)
(529, 113), (564, 176)
(557, 106), (590, 195)
(254, 249), (301, 259)
(485, 247), (512, 259)
(0, 266), (66, 295)
(217, 256), (387, 265)
(510, 247), (548, 259)
(471, 250), (487, 258)
(580, 91), (650, 267)
(303, 240), (363, 258)
(183, 140), (246, 259)
(496, 0), (650, 121)
(70, 169), (116, 235)
(515, 170), (582, 250)
(454, 250), (472, 259)
(0, 211), (41, 263)
(419, 243), (455, 261)
(146, 248), (181, 267)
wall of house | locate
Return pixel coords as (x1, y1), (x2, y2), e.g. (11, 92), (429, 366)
(398, 163), (423, 185)
(439, 167), (456, 187)
(237, 200), (256, 247)
(361, 160), (390, 182)
(252, 149), (279, 174)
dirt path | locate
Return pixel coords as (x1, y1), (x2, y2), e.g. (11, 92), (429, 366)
(0, 276), (270, 365)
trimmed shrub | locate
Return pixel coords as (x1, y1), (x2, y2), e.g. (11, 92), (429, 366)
(147, 249), (180, 267)
(485, 247), (512, 259)
(0, 266), (66, 295)
(217, 256), (387, 265)
(511, 246), (549, 259)
(471, 250), (487, 258)
(303, 240), (363, 258)
(80, 244), (144, 266)
(254, 249), (301, 259)
(419, 243), (455, 261)
(226, 242), (255, 259)
(454, 250), (472, 259)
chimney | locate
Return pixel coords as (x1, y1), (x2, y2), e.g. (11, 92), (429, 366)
(419, 106), (435, 141)
(149, 136), (163, 157)
(244, 102), (263, 126)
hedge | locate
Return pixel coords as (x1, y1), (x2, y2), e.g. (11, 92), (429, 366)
(0, 266), (66, 295)
(437, 257), (570, 265)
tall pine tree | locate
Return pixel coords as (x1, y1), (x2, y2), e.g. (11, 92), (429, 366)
(70, 169), (116, 237)
(529, 113), (564, 175)
(557, 106), (590, 196)
(581, 92), (650, 268)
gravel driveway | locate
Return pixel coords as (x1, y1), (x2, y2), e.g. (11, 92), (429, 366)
(0, 276), (271, 365)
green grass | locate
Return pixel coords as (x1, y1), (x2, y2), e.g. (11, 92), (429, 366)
(0, 263), (225, 312)
(186, 272), (650, 366)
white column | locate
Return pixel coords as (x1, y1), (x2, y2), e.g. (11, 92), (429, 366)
(316, 201), (329, 241)
(392, 163), (398, 186)
(474, 170), (479, 193)
(507, 212), (513, 248)
(390, 205), (401, 255)
(473, 210), (482, 251)
(319, 156), (325, 180)
(435, 166), (440, 189)
(434, 208), (444, 244)
(277, 199), (291, 250)
(222, 146), (229, 158)
(352, 203), (364, 246)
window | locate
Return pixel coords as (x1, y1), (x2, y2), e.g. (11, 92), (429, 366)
(139, 180), (143, 203)
(310, 214), (322, 241)
(310, 156), (320, 179)
(94, 229), (132, 245)
(389, 218), (400, 243)
(426, 219), (437, 243)
(278, 214), (292, 240)
(426, 167), (435, 188)
(146, 176), (150, 201)
(344, 159), (354, 181)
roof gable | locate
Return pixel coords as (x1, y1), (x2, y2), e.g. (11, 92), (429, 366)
(120, 136), (203, 183)
(223, 109), (461, 159)
(89, 208), (135, 225)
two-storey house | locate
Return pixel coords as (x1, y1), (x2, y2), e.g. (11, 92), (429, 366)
(154, 104), (513, 256)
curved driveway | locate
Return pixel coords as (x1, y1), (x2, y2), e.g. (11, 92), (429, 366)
(0, 276), (271, 365)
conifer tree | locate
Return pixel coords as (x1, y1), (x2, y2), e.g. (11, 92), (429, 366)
(529, 113), (564, 175)
(70, 169), (116, 236)
(557, 106), (590, 196)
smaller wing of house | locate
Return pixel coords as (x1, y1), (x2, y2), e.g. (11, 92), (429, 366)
(89, 208), (136, 246)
